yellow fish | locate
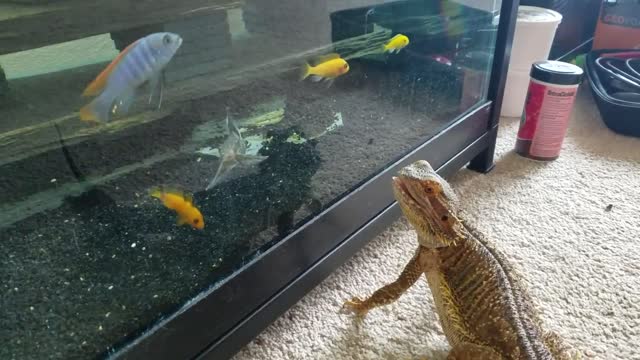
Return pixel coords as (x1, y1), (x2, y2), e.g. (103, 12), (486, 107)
(150, 187), (204, 230)
(299, 53), (349, 85)
(382, 34), (410, 54)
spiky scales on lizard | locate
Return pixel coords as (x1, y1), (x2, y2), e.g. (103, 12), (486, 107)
(343, 160), (581, 360)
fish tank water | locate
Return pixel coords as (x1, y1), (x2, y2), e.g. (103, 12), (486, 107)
(0, 0), (501, 358)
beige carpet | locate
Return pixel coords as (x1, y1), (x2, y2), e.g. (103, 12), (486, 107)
(233, 86), (640, 360)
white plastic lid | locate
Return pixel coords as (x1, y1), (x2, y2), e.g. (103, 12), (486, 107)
(517, 5), (562, 23)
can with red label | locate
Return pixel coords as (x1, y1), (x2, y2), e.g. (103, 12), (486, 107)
(515, 60), (584, 161)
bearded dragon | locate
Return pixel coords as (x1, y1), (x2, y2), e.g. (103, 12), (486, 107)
(344, 160), (579, 360)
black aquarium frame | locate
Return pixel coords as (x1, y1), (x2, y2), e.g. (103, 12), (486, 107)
(110, 0), (519, 359)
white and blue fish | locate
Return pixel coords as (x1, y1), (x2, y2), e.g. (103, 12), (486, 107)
(80, 32), (183, 123)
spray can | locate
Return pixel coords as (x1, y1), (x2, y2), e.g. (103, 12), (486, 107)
(515, 60), (584, 161)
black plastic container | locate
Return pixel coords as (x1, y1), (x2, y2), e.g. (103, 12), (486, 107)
(586, 49), (640, 138)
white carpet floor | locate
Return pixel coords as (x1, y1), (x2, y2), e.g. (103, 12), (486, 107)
(233, 86), (640, 360)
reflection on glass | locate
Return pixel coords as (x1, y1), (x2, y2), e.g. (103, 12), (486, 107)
(0, 0), (500, 358)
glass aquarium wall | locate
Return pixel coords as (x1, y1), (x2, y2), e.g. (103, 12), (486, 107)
(0, 0), (501, 358)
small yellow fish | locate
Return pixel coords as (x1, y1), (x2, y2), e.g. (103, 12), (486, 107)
(299, 53), (350, 84)
(382, 34), (410, 54)
(150, 187), (204, 230)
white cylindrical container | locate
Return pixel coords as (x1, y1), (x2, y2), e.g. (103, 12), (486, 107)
(500, 6), (563, 117)
(501, 68), (531, 118)
(509, 6), (563, 71)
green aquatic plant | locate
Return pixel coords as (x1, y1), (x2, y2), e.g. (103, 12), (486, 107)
(336, 27), (392, 61)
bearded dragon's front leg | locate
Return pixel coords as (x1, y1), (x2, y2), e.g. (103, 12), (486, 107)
(344, 246), (425, 317)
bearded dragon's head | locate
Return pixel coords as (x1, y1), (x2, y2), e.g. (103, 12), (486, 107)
(392, 160), (465, 248)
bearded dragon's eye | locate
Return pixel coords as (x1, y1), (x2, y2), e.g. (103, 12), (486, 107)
(441, 215), (448, 221)
(193, 219), (200, 224)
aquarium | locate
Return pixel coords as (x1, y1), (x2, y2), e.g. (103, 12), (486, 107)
(0, 0), (508, 358)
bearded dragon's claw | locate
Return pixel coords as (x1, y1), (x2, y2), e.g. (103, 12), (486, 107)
(342, 297), (369, 317)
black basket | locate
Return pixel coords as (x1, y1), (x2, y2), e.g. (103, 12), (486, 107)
(585, 48), (640, 138)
